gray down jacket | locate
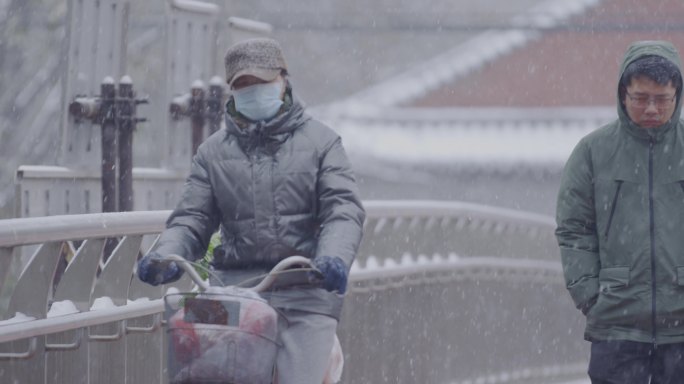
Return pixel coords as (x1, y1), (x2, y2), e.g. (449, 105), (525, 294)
(155, 92), (366, 319)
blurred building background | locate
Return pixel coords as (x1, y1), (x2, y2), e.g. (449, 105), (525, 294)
(1, 0), (683, 218)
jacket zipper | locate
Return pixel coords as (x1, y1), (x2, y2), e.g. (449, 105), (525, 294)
(649, 139), (657, 347)
(252, 123), (261, 260)
(604, 181), (623, 238)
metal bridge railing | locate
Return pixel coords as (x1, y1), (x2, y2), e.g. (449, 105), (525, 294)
(0, 201), (587, 384)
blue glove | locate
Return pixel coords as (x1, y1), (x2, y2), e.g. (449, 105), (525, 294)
(310, 256), (348, 294)
(137, 252), (183, 286)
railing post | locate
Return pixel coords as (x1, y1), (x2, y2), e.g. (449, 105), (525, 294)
(69, 76), (148, 216)
(207, 76), (225, 136)
(117, 76), (148, 212)
(0, 247), (14, 318)
(100, 77), (118, 214)
(117, 77), (135, 213)
(170, 79), (219, 159)
(190, 80), (206, 156)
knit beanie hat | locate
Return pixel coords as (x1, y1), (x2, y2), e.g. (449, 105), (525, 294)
(224, 38), (289, 87)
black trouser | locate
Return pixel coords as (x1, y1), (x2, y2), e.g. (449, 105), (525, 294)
(589, 340), (684, 384)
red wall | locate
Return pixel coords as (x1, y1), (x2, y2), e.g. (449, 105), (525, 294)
(411, 0), (684, 107)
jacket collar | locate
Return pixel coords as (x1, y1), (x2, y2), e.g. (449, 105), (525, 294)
(223, 88), (310, 152)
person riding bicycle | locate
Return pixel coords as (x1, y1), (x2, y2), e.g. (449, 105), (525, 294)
(137, 37), (366, 384)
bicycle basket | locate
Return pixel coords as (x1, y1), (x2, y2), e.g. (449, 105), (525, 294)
(164, 288), (278, 384)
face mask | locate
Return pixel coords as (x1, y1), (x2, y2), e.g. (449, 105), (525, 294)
(232, 81), (284, 122)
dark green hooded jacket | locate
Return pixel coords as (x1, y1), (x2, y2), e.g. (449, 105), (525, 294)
(556, 41), (684, 343)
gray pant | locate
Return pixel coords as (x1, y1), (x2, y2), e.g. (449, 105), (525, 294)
(275, 309), (338, 384)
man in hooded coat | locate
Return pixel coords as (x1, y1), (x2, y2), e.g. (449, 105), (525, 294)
(556, 40), (684, 383)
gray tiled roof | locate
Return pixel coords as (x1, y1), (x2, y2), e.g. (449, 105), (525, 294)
(323, 0), (601, 110)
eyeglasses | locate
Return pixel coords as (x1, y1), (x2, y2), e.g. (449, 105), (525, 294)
(626, 92), (677, 109)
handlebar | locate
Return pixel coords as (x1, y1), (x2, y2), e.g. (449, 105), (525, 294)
(162, 255), (322, 293)
(249, 256), (317, 292)
(163, 254), (211, 291)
